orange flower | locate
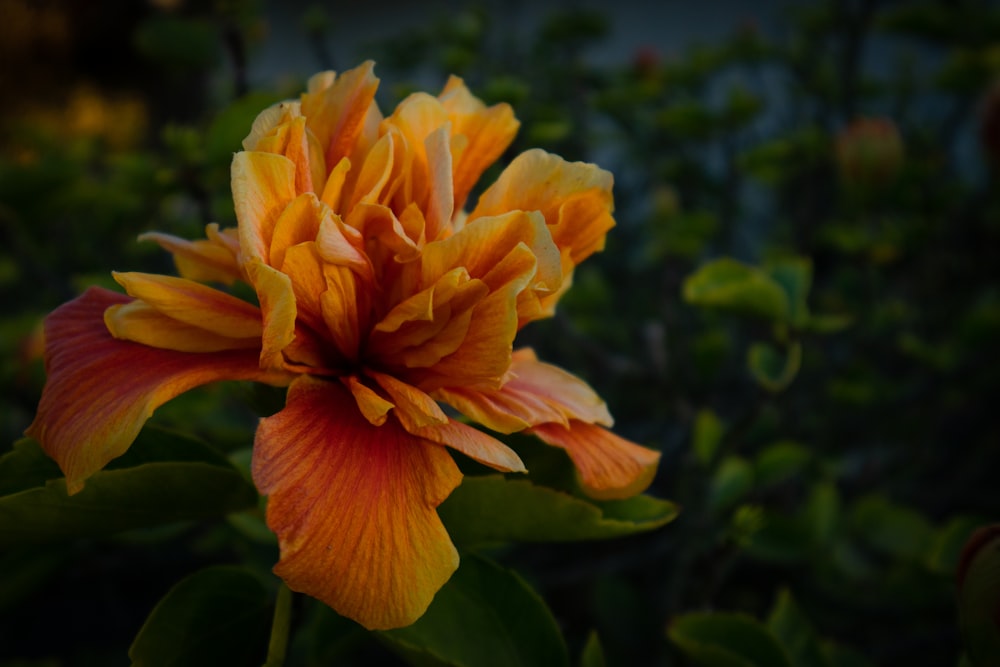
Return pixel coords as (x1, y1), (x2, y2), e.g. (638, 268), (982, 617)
(26, 61), (660, 630)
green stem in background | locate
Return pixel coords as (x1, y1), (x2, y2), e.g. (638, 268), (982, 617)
(263, 582), (294, 667)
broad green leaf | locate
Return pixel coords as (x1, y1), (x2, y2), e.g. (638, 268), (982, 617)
(746, 512), (813, 564)
(438, 475), (677, 546)
(851, 495), (934, 561)
(380, 554), (569, 667)
(765, 257), (812, 327)
(708, 456), (754, 514)
(804, 313), (853, 334)
(580, 631), (606, 667)
(804, 481), (840, 547)
(0, 438), (63, 496)
(754, 441), (812, 488)
(683, 258), (790, 322)
(747, 341), (802, 392)
(766, 589), (832, 667)
(668, 612), (792, 667)
(129, 566), (273, 667)
(693, 409), (726, 466)
(0, 431), (258, 545)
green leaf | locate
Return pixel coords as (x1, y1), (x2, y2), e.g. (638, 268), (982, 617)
(754, 441), (812, 488)
(803, 482), (840, 547)
(668, 612), (792, 667)
(927, 515), (987, 575)
(580, 631), (606, 667)
(851, 495), (934, 561)
(438, 475), (677, 546)
(380, 554), (569, 667)
(766, 589), (832, 667)
(765, 257), (812, 328)
(693, 409), (726, 466)
(0, 430), (258, 545)
(747, 341), (802, 392)
(708, 456), (754, 514)
(683, 258), (790, 322)
(129, 566), (273, 667)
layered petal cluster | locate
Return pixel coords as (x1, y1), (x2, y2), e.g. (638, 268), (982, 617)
(27, 61), (660, 630)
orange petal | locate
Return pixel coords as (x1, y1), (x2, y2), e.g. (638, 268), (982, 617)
(419, 210), (561, 295)
(345, 375), (394, 426)
(368, 370), (448, 430)
(435, 348), (612, 433)
(111, 272), (263, 339)
(104, 301), (261, 353)
(25, 288), (290, 493)
(300, 61), (381, 172)
(232, 151), (298, 264)
(269, 192), (326, 269)
(470, 148), (615, 266)
(253, 376), (461, 630)
(138, 224), (242, 285)
(414, 418), (526, 473)
(245, 260), (297, 371)
(438, 76), (519, 214)
(529, 421), (660, 500)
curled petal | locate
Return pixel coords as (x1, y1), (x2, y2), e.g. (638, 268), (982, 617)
(470, 148), (615, 267)
(435, 348), (612, 434)
(111, 272), (263, 339)
(25, 288), (289, 493)
(105, 301), (261, 353)
(438, 75), (519, 215)
(300, 61), (381, 172)
(253, 376), (461, 630)
(530, 421), (660, 500)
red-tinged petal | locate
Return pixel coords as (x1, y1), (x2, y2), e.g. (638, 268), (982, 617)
(368, 370), (448, 430)
(138, 225), (242, 285)
(232, 151), (298, 264)
(438, 76), (519, 214)
(300, 61), (381, 171)
(470, 148), (615, 266)
(414, 418), (526, 473)
(253, 376), (461, 630)
(434, 348), (611, 434)
(105, 301), (261, 353)
(111, 272), (263, 339)
(345, 375), (394, 426)
(26, 287), (290, 493)
(530, 421), (660, 500)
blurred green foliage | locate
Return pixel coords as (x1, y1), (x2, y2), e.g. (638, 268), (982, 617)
(1, 0), (1000, 665)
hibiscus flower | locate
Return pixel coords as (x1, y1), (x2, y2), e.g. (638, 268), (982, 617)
(27, 61), (660, 630)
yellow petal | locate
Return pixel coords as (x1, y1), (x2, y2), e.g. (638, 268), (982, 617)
(111, 272), (262, 339)
(253, 376), (461, 630)
(232, 151), (298, 264)
(105, 301), (261, 353)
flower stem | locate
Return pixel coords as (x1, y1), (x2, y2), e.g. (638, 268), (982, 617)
(263, 582), (293, 667)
